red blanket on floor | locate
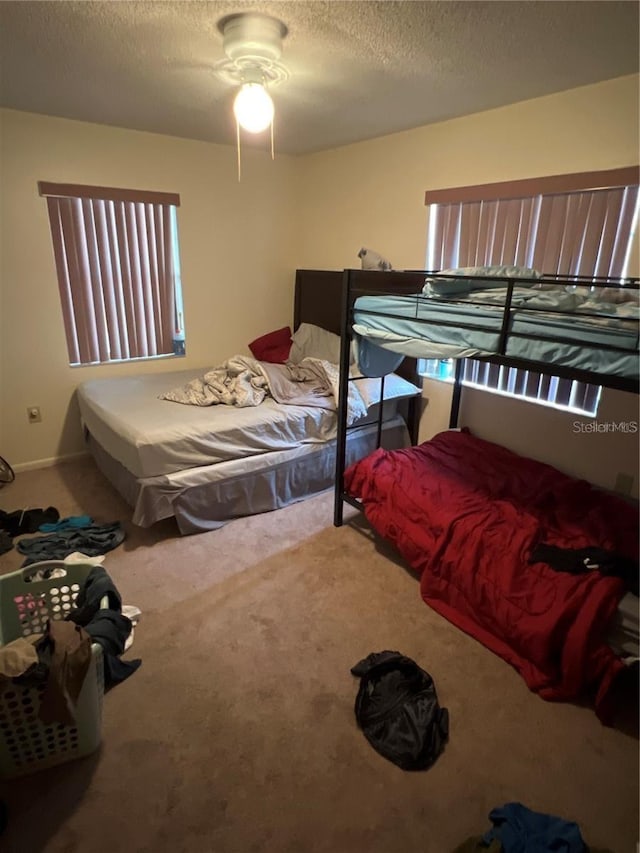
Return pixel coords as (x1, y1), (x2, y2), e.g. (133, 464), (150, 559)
(344, 429), (637, 721)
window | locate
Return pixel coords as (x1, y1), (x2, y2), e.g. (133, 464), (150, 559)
(418, 358), (602, 415)
(423, 167), (639, 415)
(39, 182), (185, 366)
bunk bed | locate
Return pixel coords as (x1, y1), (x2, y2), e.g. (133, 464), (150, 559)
(77, 270), (421, 534)
(332, 266), (639, 722)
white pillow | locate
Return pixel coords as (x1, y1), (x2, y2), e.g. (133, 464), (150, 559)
(353, 372), (421, 409)
(289, 324), (420, 407)
(289, 323), (342, 364)
(424, 265), (542, 296)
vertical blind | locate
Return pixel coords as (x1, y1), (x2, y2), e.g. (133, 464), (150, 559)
(40, 183), (180, 365)
(429, 186), (638, 277)
(428, 184), (639, 411)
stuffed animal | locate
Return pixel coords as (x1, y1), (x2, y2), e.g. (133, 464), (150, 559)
(358, 247), (393, 271)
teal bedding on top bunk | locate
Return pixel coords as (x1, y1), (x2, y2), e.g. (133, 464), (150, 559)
(352, 286), (639, 379)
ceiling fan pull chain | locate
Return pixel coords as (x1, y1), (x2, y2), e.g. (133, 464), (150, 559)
(236, 119), (242, 182)
(270, 117), (274, 161)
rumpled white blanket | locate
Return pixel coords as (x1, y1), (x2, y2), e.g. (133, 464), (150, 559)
(159, 355), (368, 425)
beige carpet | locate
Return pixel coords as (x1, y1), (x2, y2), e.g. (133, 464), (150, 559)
(0, 457), (637, 853)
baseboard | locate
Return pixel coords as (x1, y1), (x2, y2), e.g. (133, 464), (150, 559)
(12, 451), (90, 473)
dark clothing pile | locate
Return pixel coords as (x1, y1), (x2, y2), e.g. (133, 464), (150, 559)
(0, 506), (60, 538)
(350, 650), (449, 771)
(453, 802), (614, 853)
(0, 506), (61, 554)
(66, 566), (141, 688)
(0, 531), (11, 556)
(17, 522), (125, 567)
(530, 543), (639, 597)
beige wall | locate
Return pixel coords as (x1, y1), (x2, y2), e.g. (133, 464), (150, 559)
(296, 75), (639, 271)
(295, 74), (639, 496)
(459, 386), (639, 496)
(0, 109), (299, 468)
(1, 74), (639, 488)
(417, 380), (639, 497)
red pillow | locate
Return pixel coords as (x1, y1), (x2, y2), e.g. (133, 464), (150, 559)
(248, 326), (292, 363)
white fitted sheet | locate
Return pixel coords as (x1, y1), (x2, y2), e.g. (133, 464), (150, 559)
(77, 367), (417, 480)
(77, 369), (342, 479)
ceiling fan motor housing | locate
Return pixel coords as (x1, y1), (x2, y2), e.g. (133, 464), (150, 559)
(219, 13), (288, 65)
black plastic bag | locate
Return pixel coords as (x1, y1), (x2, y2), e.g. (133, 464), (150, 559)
(351, 650), (449, 771)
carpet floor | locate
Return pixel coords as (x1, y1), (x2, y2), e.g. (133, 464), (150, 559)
(0, 456), (637, 853)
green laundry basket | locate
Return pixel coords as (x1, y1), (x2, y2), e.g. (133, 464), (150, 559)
(0, 560), (104, 778)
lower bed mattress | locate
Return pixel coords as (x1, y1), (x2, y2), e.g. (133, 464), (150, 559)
(78, 366), (419, 479)
(78, 369), (342, 479)
(343, 429), (639, 718)
(87, 415), (409, 534)
(78, 363), (418, 534)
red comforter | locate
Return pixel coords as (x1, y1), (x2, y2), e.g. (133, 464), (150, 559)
(344, 429), (638, 720)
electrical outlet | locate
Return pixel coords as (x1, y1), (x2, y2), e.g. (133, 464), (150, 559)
(27, 406), (42, 423)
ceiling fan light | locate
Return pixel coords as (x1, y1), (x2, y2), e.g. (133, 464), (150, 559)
(233, 83), (274, 133)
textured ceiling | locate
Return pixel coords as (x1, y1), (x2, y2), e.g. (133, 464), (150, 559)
(0, 1), (638, 155)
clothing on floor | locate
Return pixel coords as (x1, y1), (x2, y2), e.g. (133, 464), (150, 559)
(65, 566), (141, 688)
(0, 531), (12, 556)
(0, 506), (59, 538)
(350, 650), (449, 771)
(481, 802), (606, 853)
(39, 515), (93, 533)
(530, 543), (639, 596)
(64, 551), (106, 567)
(454, 827), (613, 853)
(16, 522), (125, 566)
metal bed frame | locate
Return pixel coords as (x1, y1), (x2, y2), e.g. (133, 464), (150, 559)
(334, 268), (639, 526)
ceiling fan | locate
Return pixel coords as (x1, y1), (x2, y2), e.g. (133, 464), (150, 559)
(214, 11), (289, 178)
